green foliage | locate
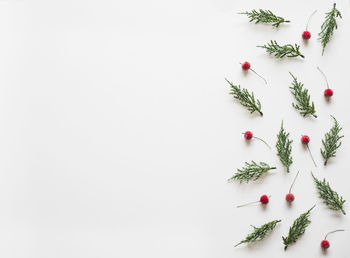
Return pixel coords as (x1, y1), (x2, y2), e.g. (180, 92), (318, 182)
(257, 40), (304, 58)
(319, 3), (342, 55)
(276, 121), (293, 172)
(235, 220), (281, 247)
(239, 9), (290, 27)
(312, 173), (346, 215)
(225, 78), (263, 116)
(321, 116), (344, 165)
(228, 161), (276, 183)
(282, 205), (315, 250)
(289, 72), (317, 118)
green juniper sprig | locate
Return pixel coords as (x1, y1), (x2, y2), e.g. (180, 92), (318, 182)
(312, 173), (346, 215)
(276, 121), (293, 172)
(225, 78), (263, 116)
(257, 40), (304, 58)
(282, 205), (315, 250)
(235, 220), (281, 247)
(239, 9), (290, 27)
(319, 3), (342, 55)
(321, 115), (344, 165)
(228, 161), (276, 183)
(289, 72), (317, 118)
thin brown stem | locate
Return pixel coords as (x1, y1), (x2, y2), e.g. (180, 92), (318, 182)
(325, 229), (345, 239)
(306, 10), (317, 30)
(254, 136), (271, 149)
(307, 145), (317, 167)
(317, 66), (329, 89)
(236, 195), (272, 208)
(288, 171), (299, 193)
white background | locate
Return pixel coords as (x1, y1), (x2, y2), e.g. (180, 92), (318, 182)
(0, 0), (350, 257)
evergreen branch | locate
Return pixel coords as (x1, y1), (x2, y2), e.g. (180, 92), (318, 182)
(289, 72), (317, 118)
(235, 220), (281, 247)
(319, 3), (342, 55)
(282, 205), (315, 250)
(225, 78), (263, 116)
(321, 116), (344, 165)
(276, 121), (293, 172)
(228, 161), (276, 183)
(239, 9), (290, 27)
(257, 40), (304, 58)
(312, 173), (346, 215)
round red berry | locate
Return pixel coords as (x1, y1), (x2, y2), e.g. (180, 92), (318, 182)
(321, 240), (330, 249)
(302, 31), (311, 39)
(241, 61), (251, 70)
(244, 131), (253, 140)
(324, 88), (334, 97)
(301, 135), (310, 144)
(260, 195), (269, 204)
(285, 193), (295, 202)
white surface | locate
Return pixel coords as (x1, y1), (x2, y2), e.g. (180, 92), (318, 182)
(0, 0), (350, 257)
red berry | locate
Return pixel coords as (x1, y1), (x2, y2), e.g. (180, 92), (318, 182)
(321, 240), (330, 249)
(301, 135), (310, 144)
(324, 88), (334, 97)
(241, 61), (251, 70)
(260, 195), (269, 204)
(244, 131), (253, 140)
(286, 193), (295, 202)
(302, 31), (311, 39)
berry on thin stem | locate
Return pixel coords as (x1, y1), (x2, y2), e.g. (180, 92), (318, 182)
(302, 10), (317, 40)
(243, 131), (271, 149)
(317, 67), (334, 98)
(240, 62), (267, 85)
(286, 171), (299, 202)
(321, 229), (345, 250)
(301, 135), (317, 167)
(236, 195), (271, 208)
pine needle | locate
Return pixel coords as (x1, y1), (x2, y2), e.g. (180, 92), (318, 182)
(228, 161), (276, 183)
(276, 121), (293, 172)
(225, 78), (263, 116)
(257, 40), (304, 58)
(282, 205), (315, 250)
(312, 173), (346, 215)
(289, 72), (317, 118)
(239, 9), (290, 27)
(321, 116), (344, 165)
(319, 3), (342, 55)
(235, 220), (281, 247)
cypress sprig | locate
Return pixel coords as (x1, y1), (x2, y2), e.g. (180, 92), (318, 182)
(239, 9), (290, 27)
(312, 173), (346, 215)
(319, 3), (342, 55)
(225, 78), (263, 116)
(258, 40), (304, 58)
(235, 220), (281, 247)
(282, 205), (315, 250)
(321, 116), (344, 165)
(276, 121), (293, 172)
(228, 161), (276, 183)
(289, 72), (317, 118)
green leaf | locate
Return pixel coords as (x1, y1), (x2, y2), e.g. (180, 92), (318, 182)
(239, 9), (290, 27)
(289, 72), (317, 118)
(225, 78), (263, 116)
(276, 121), (293, 172)
(257, 40), (304, 58)
(282, 205), (315, 250)
(228, 161), (276, 183)
(319, 3), (342, 55)
(235, 220), (281, 247)
(321, 115), (344, 165)
(312, 173), (346, 215)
